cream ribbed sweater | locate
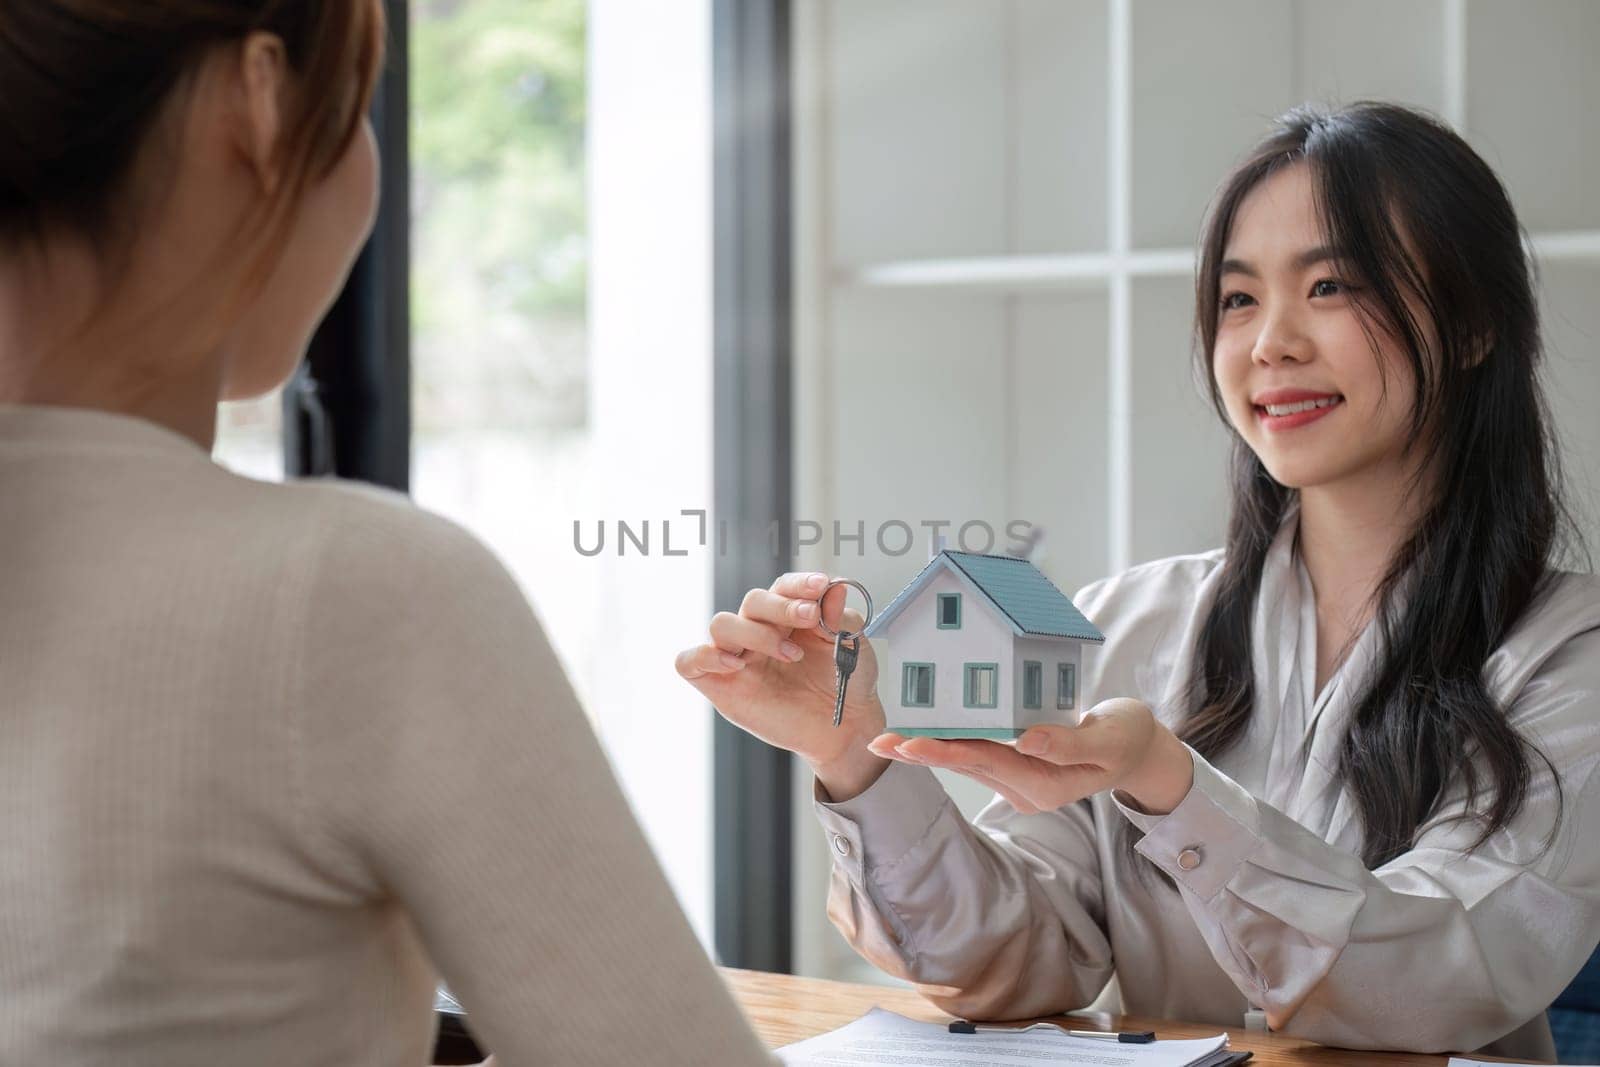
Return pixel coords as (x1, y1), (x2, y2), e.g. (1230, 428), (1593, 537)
(0, 403), (771, 1066)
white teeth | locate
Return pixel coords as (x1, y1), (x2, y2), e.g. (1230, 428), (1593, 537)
(1263, 396), (1339, 417)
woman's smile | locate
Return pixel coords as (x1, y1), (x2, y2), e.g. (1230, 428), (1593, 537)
(1251, 388), (1345, 431)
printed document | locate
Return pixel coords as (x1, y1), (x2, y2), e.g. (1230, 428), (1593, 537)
(778, 1007), (1230, 1066)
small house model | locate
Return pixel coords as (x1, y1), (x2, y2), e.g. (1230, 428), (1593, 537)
(862, 550), (1104, 739)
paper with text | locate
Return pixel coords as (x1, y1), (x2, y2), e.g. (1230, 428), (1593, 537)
(778, 1008), (1230, 1067)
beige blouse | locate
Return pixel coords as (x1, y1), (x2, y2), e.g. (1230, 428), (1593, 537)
(815, 501), (1600, 1060)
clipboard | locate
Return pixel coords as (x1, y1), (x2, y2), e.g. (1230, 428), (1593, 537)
(1191, 1052), (1253, 1067)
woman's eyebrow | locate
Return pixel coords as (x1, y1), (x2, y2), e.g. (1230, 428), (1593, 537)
(1220, 244), (1347, 278)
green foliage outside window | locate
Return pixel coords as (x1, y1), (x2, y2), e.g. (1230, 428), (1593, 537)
(411, 0), (587, 435)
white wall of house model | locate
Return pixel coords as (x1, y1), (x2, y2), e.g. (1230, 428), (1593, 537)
(864, 550), (1105, 738)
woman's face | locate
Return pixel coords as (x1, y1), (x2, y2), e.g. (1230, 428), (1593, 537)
(1210, 162), (1432, 494)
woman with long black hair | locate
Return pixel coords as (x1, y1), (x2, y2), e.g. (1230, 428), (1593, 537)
(679, 101), (1600, 1059)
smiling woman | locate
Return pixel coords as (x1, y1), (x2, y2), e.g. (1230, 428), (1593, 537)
(1189, 104), (1571, 872)
(681, 100), (1600, 1061)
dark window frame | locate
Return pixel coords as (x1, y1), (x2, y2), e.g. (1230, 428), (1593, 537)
(284, 0), (411, 489)
(711, 0), (794, 973)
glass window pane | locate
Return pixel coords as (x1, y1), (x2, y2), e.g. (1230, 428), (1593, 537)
(409, 0), (594, 710)
(1058, 663), (1076, 708)
(903, 664), (933, 706)
(408, 1), (718, 946)
(213, 390), (285, 482)
(965, 664), (996, 707)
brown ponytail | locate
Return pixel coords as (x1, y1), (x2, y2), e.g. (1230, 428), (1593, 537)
(0, 0), (385, 285)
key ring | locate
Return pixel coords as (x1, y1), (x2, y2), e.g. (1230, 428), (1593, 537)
(816, 578), (874, 639)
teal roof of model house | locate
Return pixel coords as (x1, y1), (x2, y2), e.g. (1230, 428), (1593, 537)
(863, 550), (1105, 643)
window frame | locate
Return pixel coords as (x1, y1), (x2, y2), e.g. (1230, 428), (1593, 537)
(1057, 662), (1077, 709)
(901, 662), (936, 707)
(1022, 660), (1042, 709)
(936, 592), (962, 629)
(963, 662), (999, 708)
(710, 0), (794, 976)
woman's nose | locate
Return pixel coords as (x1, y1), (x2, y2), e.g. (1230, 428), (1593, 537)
(1250, 306), (1311, 366)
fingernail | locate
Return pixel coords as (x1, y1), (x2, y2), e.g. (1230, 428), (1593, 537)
(806, 573), (827, 589)
(795, 601), (818, 619)
(894, 744), (925, 764)
(719, 652), (745, 670)
(780, 640), (804, 661)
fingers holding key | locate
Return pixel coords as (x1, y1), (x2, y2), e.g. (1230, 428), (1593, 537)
(770, 570), (830, 599)
(708, 610), (806, 663)
(751, 572), (871, 643)
(742, 585), (822, 632)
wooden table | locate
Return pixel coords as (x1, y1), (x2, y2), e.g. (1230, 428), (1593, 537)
(723, 968), (1522, 1065)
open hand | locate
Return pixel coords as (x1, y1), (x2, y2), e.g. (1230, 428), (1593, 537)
(868, 698), (1194, 815)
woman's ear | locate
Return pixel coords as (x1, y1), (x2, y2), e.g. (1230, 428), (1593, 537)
(235, 32), (289, 196)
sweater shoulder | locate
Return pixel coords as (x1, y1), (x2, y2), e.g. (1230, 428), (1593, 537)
(274, 476), (513, 595)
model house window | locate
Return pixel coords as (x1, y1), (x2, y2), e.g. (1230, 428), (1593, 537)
(901, 663), (935, 707)
(1023, 661), (1042, 709)
(936, 593), (961, 629)
(1058, 663), (1077, 709)
(964, 663), (998, 708)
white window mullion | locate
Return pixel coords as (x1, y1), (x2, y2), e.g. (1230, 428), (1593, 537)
(1108, 0), (1133, 574)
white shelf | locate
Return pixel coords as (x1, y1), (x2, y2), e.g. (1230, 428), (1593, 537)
(839, 248), (1191, 290)
(840, 231), (1600, 292)
(1531, 230), (1600, 263)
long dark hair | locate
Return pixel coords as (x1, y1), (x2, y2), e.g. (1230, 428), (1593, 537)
(1181, 101), (1580, 868)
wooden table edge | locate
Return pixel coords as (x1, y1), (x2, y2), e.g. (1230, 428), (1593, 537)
(720, 967), (1532, 1065)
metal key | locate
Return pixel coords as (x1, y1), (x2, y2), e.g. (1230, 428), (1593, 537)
(832, 631), (860, 727)
(817, 577), (874, 729)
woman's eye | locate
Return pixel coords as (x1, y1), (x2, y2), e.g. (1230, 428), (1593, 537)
(1311, 278), (1345, 298)
(1219, 291), (1253, 311)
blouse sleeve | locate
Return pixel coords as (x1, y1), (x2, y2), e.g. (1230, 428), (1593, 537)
(1111, 625), (1600, 1052)
(814, 760), (1115, 1021)
(293, 495), (774, 1066)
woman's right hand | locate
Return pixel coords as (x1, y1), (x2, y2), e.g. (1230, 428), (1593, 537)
(674, 571), (889, 799)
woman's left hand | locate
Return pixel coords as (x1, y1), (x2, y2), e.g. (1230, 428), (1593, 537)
(867, 697), (1195, 816)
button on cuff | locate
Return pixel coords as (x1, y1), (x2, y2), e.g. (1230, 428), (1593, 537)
(1131, 748), (1261, 900)
(813, 760), (950, 874)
